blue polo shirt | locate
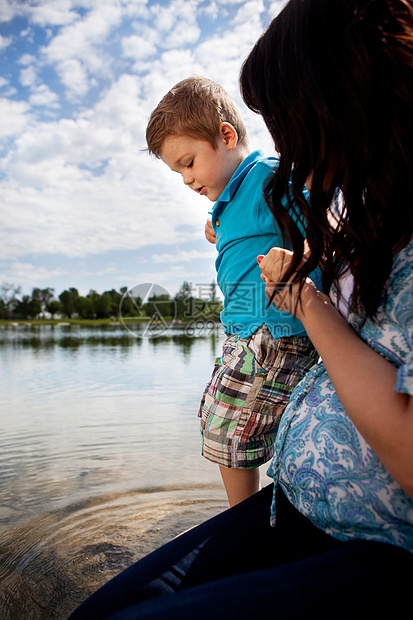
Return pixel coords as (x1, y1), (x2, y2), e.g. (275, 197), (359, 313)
(210, 150), (319, 339)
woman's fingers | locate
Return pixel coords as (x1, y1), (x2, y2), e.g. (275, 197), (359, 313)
(258, 247), (316, 316)
(258, 247), (293, 284)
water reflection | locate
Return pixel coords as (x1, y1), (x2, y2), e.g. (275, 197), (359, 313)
(0, 324), (237, 619)
(0, 323), (222, 354)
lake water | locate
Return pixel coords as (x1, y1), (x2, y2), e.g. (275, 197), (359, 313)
(0, 322), (271, 619)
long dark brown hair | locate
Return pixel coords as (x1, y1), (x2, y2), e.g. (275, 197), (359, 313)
(240, 0), (413, 319)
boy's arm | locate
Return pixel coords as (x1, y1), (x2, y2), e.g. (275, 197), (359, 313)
(205, 219), (217, 244)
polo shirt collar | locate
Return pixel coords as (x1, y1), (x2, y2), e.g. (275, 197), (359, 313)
(213, 150), (264, 209)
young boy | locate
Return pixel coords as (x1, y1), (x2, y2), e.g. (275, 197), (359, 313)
(146, 77), (319, 506)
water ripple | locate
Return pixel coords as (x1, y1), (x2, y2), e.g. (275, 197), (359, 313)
(0, 485), (227, 620)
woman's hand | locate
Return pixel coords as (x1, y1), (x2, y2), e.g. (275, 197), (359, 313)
(258, 247), (324, 319)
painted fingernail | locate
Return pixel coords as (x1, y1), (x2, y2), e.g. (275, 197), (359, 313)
(257, 255), (264, 263)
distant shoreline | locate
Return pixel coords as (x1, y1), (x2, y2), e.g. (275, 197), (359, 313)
(0, 317), (219, 327)
(0, 318), (151, 327)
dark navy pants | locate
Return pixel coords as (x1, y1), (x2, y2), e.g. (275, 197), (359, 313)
(68, 484), (412, 620)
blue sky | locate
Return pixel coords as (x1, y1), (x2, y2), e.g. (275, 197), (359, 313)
(0, 0), (284, 302)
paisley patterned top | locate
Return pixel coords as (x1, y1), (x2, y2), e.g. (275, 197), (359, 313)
(267, 240), (413, 551)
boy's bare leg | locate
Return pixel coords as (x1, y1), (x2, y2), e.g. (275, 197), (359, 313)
(219, 465), (261, 507)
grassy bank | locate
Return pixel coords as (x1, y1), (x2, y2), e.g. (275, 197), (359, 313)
(0, 317), (153, 327)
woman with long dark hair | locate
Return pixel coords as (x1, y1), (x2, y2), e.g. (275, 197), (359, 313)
(68, 2), (413, 618)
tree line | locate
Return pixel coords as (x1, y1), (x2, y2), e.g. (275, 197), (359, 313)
(0, 282), (223, 321)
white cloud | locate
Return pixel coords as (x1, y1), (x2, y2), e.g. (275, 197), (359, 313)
(29, 0), (84, 27)
(83, 72), (144, 136)
(16, 55), (60, 109)
(267, 1), (288, 18)
(0, 98), (31, 141)
(122, 0), (149, 20)
(201, 1), (219, 19)
(39, 2), (123, 100)
(18, 53), (36, 66)
(0, 34), (12, 51)
(152, 249), (216, 264)
(54, 57), (90, 100)
(216, 0), (250, 4)
(118, 262), (217, 293)
(140, 49), (204, 101)
(0, 82), (17, 97)
(0, 0), (280, 296)
(76, 266), (117, 278)
(19, 65), (38, 88)
(29, 84), (60, 108)
(122, 35), (157, 61)
(232, 0), (265, 25)
(0, 0), (24, 23)
(0, 118), (207, 260)
(3, 262), (65, 286)
(162, 21), (200, 50)
(149, 0), (201, 49)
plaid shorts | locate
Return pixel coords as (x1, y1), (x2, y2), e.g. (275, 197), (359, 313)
(198, 324), (318, 469)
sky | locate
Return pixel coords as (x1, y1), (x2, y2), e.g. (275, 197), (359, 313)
(0, 0), (285, 303)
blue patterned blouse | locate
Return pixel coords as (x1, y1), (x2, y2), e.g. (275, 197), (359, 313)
(267, 240), (413, 552)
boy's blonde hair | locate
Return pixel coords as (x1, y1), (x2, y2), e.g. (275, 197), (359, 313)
(146, 76), (249, 158)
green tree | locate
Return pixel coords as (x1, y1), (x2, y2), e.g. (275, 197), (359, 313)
(96, 291), (112, 318)
(59, 288), (79, 318)
(32, 287), (55, 316)
(14, 295), (41, 319)
(174, 281), (194, 319)
(0, 283), (21, 319)
(85, 290), (100, 317)
(210, 281), (218, 302)
(107, 289), (122, 317)
(119, 287), (141, 317)
(46, 299), (62, 318)
(74, 296), (94, 319)
(142, 294), (173, 318)
(204, 281), (223, 320)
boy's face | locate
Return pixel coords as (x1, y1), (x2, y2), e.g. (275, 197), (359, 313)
(160, 131), (241, 202)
